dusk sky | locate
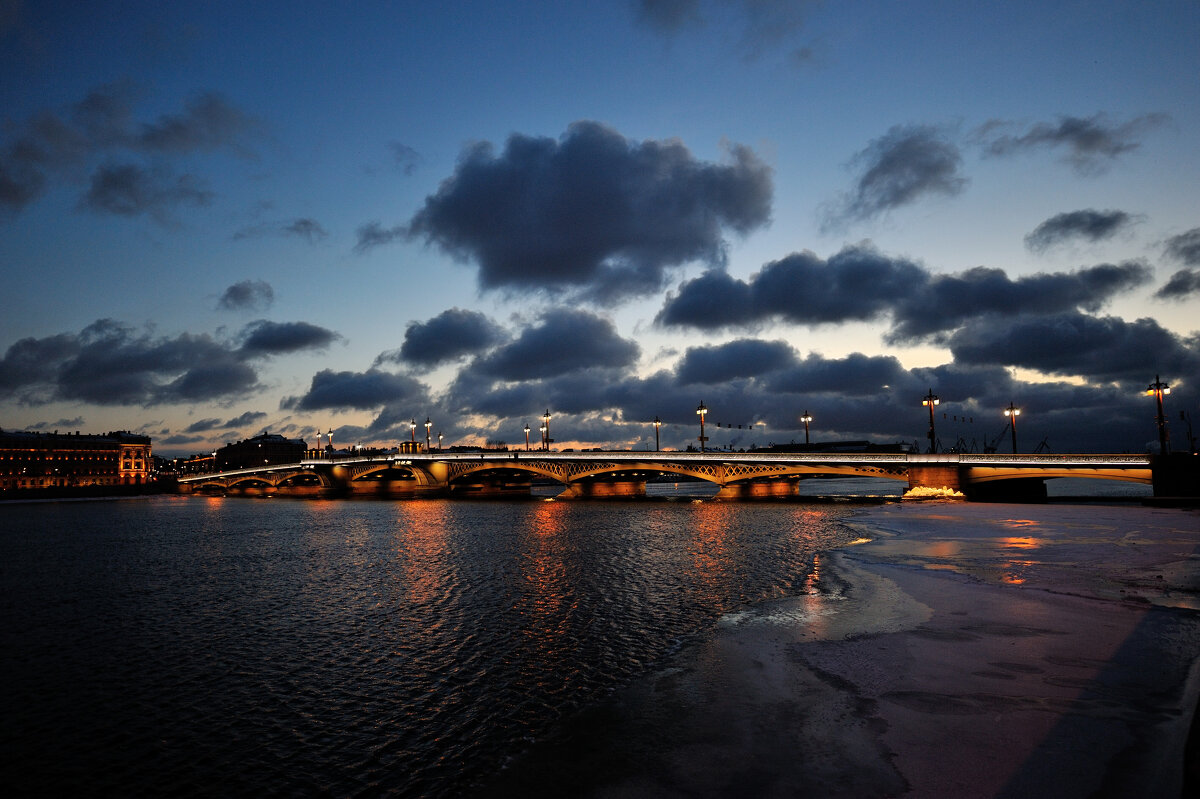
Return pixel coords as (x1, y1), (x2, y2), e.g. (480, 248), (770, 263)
(2, 0), (1198, 456)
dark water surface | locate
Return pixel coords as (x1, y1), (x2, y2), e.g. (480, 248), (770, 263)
(1, 495), (859, 797)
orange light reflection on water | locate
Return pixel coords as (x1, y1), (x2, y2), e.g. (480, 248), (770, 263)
(688, 502), (737, 611)
(516, 500), (573, 666)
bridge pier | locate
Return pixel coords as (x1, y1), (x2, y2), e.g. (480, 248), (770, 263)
(1151, 453), (1200, 500)
(715, 480), (798, 500)
(558, 480), (646, 499)
(906, 462), (962, 495)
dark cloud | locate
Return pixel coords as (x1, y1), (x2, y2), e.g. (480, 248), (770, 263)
(354, 220), (405, 253)
(223, 410), (268, 428)
(635, 0), (817, 64)
(657, 244), (1151, 342)
(79, 163), (212, 223)
(0, 84), (257, 217)
(976, 113), (1168, 174)
(218, 279), (275, 312)
(1024, 209), (1135, 252)
(44, 320), (258, 405)
(184, 418), (223, 433)
(767, 353), (911, 396)
(281, 369), (427, 411)
(26, 417), (87, 431)
(635, 0), (701, 33)
(388, 142), (422, 176)
(237, 320), (340, 356)
(399, 341), (1175, 453)
(1155, 269), (1200, 301)
(0, 317), (338, 407)
(376, 308), (506, 368)
(888, 260), (1151, 342)
(396, 121), (772, 304)
(234, 218), (328, 243)
(828, 124), (966, 225)
(676, 338), (797, 385)
(1164, 228), (1200, 266)
(135, 92), (258, 155)
(948, 312), (1200, 386)
(474, 308), (640, 380)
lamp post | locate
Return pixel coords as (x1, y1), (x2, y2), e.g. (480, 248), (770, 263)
(653, 416), (662, 451)
(800, 411), (812, 446)
(1147, 375), (1171, 454)
(1004, 402), (1020, 454)
(922, 389), (940, 453)
(696, 401), (708, 452)
(542, 409), (551, 451)
(524, 424), (531, 451)
(425, 417), (432, 452)
(409, 419), (416, 447)
(438, 432), (443, 451)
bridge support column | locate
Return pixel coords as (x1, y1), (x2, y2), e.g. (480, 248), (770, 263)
(1152, 453), (1200, 499)
(558, 480), (647, 499)
(906, 463), (963, 495)
(715, 480), (798, 500)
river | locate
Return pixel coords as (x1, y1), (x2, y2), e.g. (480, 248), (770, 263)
(2, 491), (871, 797)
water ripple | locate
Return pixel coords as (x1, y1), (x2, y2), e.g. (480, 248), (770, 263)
(2, 496), (857, 797)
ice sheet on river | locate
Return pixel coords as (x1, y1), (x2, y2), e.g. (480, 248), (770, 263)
(479, 502), (1200, 798)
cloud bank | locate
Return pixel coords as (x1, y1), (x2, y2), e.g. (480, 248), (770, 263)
(364, 121), (773, 305)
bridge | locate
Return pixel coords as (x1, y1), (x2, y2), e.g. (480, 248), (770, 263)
(175, 450), (1193, 501)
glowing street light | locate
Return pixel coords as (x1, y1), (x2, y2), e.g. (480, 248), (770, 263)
(1003, 402), (1020, 454)
(1147, 375), (1171, 454)
(653, 416), (662, 451)
(800, 411), (813, 446)
(922, 389), (940, 453)
(696, 401), (708, 452)
(425, 417), (432, 452)
(542, 409), (551, 451)
(437, 432), (443, 450)
(409, 419), (416, 445)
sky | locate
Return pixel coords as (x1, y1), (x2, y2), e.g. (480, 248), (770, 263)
(1, 0), (1198, 457)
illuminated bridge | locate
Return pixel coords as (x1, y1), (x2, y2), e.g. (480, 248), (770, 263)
(175, 450), (1190, 501)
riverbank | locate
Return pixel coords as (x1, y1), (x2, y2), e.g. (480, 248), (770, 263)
(479, 501), (1200, 798)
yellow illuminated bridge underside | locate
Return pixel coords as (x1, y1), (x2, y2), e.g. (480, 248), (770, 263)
(178, 451), (1155, 492)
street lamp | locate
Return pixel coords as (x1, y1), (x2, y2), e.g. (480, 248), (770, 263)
(524, 424), (531, 451)
(542, 409), (551, 451)
(1147, 375), (1171, 454)
(922, 389), (940, 453)
(409, 419), (416, 446)
(800, 411), (813, 446)
(425, 417), (432, 452)
(1003, 402), (1020, 454)
(696, 401), (708, 452)
(653, 416), (662, 451)
(438, 432), (443, 450)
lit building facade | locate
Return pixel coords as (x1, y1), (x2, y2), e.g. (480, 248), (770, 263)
(216, 433), (307, 470)
(0, 430), (152, 491)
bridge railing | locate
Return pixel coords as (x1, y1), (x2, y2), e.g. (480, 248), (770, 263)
(179, 449), (1153, 482)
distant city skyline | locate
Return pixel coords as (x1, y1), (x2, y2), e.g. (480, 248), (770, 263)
(1, 1), (1197, 456)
